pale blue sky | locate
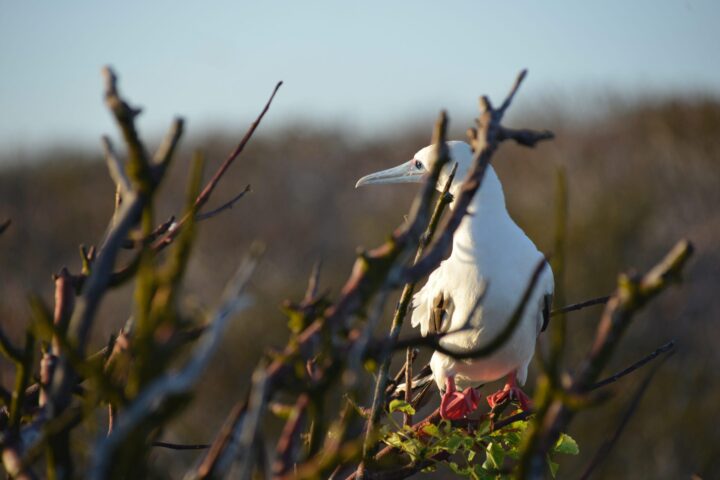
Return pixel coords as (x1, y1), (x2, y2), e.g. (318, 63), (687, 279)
(1, 1), (718, 151)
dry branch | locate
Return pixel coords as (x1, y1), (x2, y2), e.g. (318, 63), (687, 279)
(518, 239), (693, 478)
(90, 250), (260, 479)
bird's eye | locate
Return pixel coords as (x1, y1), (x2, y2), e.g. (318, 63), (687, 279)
(414, 160), (423, 170)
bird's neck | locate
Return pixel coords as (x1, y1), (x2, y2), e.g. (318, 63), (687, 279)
(448, 165), (507, 216)
(449, 167), (509, 253)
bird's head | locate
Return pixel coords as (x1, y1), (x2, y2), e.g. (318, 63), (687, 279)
(355, 140), (474, 195)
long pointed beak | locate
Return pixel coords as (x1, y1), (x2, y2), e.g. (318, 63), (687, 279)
(355, 160), (425, 188)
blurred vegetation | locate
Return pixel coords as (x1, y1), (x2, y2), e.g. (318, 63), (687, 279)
(1, 96), (718, 478)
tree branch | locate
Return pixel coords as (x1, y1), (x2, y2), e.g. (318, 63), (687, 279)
(518, 239), (693, 479)
(89, 249), (260, 479)
(590, 340), (675, 391)
(153, 81), (282, 249)
(551, 295), (610, 317)
(580, 347), (675, 479)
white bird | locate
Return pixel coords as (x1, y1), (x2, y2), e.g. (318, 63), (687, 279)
(356, 141), (554, 419)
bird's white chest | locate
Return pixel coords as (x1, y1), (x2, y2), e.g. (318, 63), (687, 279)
(426, 213), (548, 388)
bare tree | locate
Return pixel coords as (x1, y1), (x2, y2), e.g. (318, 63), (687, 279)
(0, 67), (691, 480)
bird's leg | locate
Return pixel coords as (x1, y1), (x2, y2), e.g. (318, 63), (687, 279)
(439, 375), (480, 420)
(486, 372), (532, 411)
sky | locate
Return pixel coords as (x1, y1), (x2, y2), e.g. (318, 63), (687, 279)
(1, 0), (719, 152)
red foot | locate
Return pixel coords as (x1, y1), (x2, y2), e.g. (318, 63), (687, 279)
(440, 376), (480, 420)
(486, 374), (532, 411)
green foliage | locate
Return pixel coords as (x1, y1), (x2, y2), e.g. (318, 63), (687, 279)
(382, 411), (579, 479)
(388, 399), (416, 416)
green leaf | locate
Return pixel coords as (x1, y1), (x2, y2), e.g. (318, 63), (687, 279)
(445, 433), (464, 454)
(472, 463), (495, 480)
(475, 418), (492, 437)
(421, 423), (441, 438)
(547, 455), (559, 478)
(448, 461), (472, 476)
(388, 399), (415, 415)
(482, 441), (505, 470)
(554, 433), (579, 455)
(384, 432), (404, 449)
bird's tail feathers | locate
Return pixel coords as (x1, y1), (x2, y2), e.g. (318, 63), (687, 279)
(388, 364), (434, 405)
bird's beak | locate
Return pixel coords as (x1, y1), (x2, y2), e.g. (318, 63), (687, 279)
(355, 160), (424, 188)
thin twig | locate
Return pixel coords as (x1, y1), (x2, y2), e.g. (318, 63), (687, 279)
(152, 118), (185, 171)
(580, 347), (675, 480)
(122, 216), (175, 249)
(551, 295), (610, 317)
(196, 184), (252, 221)
(152, 442), (211, 451)
(304, 259), (323, 303)
(499, 69), (527, 114)
(590, 340), (676, 390)
(0, 218), (11, 235)
(403, 347), (413, 426)
(101, 136), (130, 195)
(153, 81), (282, 249)
(273, 394), (309, 476)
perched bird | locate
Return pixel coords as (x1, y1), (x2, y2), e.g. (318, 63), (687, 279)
(356, 141), (554, 419)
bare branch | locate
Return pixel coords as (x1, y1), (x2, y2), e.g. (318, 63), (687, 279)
(64, 189), (143, 353)
(152, 441), (210, 451)
(122, 215), (175, 249)
(499, 69), (528, 114)
(193, 400), (248, 479)
(196, 82), (281, 212)
(518, 239), (693, 478)
(101, 135), (130, 195)
(403, 347), (413, 426)
(89, 249), (260, 480)
(498, 127), (555, 147)
(580, 347), (675, 480)
(152, 117), (185, 171)
(590, 340), (675, 391)
(196, 184), (252, 221)
(235, 366), (270, 480)
(151, 82), (281, 250)
(304, 259), (323, 303)
(551, 295), (610, 317)
(0, 218), (12, 235)
(273, 394), (309, 476)
(102, 66), (152, 192)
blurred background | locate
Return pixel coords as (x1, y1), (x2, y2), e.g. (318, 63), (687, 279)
(1, 1), (719, 478)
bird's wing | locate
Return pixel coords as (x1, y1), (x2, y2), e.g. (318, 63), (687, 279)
(411, 267), (453, 337)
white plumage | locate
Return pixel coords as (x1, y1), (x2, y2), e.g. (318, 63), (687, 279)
(357, 140), (553, 416)
(411, 142), (553, 389)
